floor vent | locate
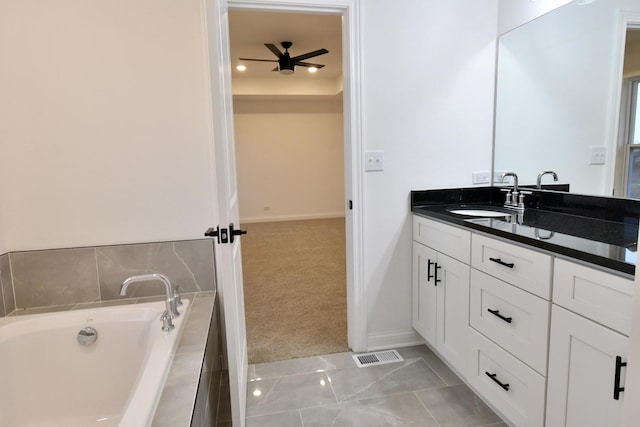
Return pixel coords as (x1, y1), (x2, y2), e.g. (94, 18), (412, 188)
(352, 350), (404, 368)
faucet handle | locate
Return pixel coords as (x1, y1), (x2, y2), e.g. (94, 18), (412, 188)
(518, 191), (532, 209)
(160, 311), (175, 332)
(500, 188), (512, 205)
(173, 287), (183, 306)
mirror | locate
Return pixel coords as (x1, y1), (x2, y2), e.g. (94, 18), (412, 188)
(493, 0), (640, 197)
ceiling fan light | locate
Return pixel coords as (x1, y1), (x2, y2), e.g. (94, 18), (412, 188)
(279, 67), (294, 75)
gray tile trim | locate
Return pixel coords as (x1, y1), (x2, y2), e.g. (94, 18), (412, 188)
(1, 239), (214, 313)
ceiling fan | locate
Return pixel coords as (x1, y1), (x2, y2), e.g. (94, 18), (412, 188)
(239, 41), (329, 75)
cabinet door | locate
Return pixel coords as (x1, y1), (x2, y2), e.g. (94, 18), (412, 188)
(412, 241), (437, 347)
(546, 305), (628, 427)
(437, 252), (470, 374)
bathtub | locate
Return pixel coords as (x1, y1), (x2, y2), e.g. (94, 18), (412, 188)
(0, 299), (191, 427)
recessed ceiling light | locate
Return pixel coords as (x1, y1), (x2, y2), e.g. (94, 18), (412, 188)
(308, 67), (318, 73)
(236, 65), (247, 72)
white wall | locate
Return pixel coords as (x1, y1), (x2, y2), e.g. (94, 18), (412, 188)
(360, 0), (497, 346)
(498, 0), (571, 35)
(0, 0), (215, 251)
(233, 97), (345, 222)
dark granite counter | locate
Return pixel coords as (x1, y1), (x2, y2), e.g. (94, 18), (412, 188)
(411, 187), (640, 277)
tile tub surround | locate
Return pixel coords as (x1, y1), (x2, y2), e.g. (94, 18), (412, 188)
(0, 253), (14, 316)
(411, 187), (640, 275)
(245, 346), (507, 427)
(152, 291), (221, 427)
(1, 238), (215, 314)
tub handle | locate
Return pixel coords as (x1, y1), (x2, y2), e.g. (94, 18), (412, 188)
(161, 311), (175, 332)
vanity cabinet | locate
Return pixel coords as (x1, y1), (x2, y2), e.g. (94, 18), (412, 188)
(467, 235), (551, 427)
(545, 259), (633, 427)
(412, 214), (634, 427)
(412, 216), (470, 375)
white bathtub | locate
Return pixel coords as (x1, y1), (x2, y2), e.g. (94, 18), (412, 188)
(0, 299), (191, 427)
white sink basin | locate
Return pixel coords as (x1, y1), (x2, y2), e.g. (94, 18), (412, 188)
(448, 209), (511, 218)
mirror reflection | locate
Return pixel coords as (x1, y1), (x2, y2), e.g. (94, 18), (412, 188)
(493, 0), (640, 198)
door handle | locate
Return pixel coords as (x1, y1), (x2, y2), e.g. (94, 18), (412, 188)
(434, 263), (441, 286)
(204, 226), (228, 244)
(614, 356), (627, 400)
(427, 259), (435, 282)
(229, 223), (247, 243)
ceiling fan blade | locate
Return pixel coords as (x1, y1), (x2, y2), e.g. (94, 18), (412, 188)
(272, 66), (279, 72)
(291, 48), (329, 62)
(265, 43), (284, 58)
(295, 61), (326, 68)
(238, 58), (279, 63)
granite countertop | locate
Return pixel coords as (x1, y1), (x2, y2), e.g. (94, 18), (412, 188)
(411, 187), (640, 277)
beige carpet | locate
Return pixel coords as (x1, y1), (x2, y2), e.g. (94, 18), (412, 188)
(241, 218), (349, 364)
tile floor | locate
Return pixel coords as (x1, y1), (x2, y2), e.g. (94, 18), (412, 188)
(240, 345), (508, 427)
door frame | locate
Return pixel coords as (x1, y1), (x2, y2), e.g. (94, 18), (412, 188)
(224, 0), (366, 352)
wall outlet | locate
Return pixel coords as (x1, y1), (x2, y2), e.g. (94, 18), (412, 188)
(494, 170), (509, 183)
(365, 151), (384, 172)
(590, 146), (606, 165)
(472, 171), (491, 185)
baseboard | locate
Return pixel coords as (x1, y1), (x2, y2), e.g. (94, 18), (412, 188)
(240, 212), (345, 224)
(366, 330), (425, 352)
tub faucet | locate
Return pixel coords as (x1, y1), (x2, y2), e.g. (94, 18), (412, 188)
(536, 171), (558, 189)
(120, 273), (180, 319)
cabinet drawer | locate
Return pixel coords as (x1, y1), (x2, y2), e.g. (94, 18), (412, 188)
(553, 258), (634, 336)
(413, 215), (470, 264)
(467, 328), (546, 427)
(471, 234), (552, 299)
(470, 269), (550, 375)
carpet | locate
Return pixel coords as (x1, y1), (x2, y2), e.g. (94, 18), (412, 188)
(241, 218), (349, 364)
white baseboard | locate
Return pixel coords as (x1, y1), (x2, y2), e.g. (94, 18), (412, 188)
(240, 212), (345, 224)
(366, 330), (425, 352)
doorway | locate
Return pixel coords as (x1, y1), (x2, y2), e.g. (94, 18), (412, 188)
(228, 9), (349, 363)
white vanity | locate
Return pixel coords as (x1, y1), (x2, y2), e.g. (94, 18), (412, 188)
(411, 188), (637, 427)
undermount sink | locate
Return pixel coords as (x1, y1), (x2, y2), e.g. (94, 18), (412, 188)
(447, 208), (512, 218)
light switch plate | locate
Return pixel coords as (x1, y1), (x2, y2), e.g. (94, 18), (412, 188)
(590, 146), (606, 165)
(365, 151), (384, 172)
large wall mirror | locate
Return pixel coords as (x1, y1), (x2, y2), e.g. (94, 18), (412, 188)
(493, 0), (640, 197)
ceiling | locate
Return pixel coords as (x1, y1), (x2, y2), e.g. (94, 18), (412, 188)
(228, 10), (343, 95)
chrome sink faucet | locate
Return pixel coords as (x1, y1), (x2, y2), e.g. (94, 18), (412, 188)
(499, 172), (529, 211)
(120, 273), (180, 331)
(536, 171), (558, 189)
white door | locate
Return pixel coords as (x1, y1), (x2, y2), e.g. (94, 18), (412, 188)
(203, 0), (248, 426)
(546, 305), (628, 427)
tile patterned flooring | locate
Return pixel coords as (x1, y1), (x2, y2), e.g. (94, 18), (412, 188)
(242, 345), (508, 427)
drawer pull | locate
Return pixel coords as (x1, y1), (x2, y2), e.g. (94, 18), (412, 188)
(487, 308), (513, 324)
(614, 356), (627, 400)
(485, 371), (510, 391)
(489, 257), (514, 268)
